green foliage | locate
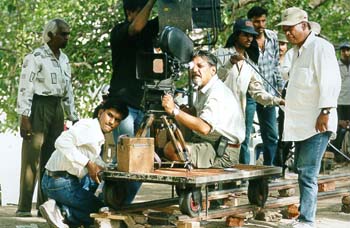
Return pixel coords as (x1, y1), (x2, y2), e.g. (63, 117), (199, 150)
(0, 0), (349, 132)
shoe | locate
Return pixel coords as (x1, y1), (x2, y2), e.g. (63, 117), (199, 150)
(39, 199), (69, 228)
(15, 210), (32, 217)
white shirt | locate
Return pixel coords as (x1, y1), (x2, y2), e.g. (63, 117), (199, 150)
(45, 119), (106, 179)
(16, 43), (78, 120)
(193, 75), (245, 144)
(280, 48), (294, 81)
(283, 32), (341, 141)
(338, 59), (350, 105)
(216, 47), (282, 113)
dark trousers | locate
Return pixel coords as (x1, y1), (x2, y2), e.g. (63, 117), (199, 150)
(17, 95), (64, 211)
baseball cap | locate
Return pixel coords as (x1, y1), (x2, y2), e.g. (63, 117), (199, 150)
(277, 7), (308, 26)
(233, 19), (258, 35)
(278, 33), (288, 43)
(339, 42), (350, 49)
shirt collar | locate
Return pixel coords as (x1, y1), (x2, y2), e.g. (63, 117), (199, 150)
(230, 46), (250, 59)
(264, 29), (275, 41)
(293, 32), (315, 57)
(92, 118), (105, 144)
(43, 43), (63, 59)
(200, 75), (218, 94)
(301, 31), (316, 50)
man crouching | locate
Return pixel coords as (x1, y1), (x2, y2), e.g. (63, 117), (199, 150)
(40, 98), (128, 227)
(162, 50), (245, 168)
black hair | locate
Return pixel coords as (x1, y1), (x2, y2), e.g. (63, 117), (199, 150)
(192, 50), (218, 69)
(100, 98), (129, 120)
(224, 31), (240, 48)
(247, 6), (268, 19)
(123, 0), (148, 12)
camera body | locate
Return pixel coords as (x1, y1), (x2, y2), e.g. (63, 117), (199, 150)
(136, 26), (194, 113)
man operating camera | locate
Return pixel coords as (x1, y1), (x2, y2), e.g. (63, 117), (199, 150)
(161, 50), (245, 168)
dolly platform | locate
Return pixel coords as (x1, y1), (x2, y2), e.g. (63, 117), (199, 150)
(102, 164), (282, 217)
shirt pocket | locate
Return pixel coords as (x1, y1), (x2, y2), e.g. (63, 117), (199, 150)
(290, 67), (315, 89)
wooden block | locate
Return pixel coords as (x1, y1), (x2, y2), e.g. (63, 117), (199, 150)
(177, 221), (200, 228)
(226, 216), (244, 227)
(342, 195), (350, 205)
(323, 151), (335, 159)
(281, 204), (300, 219)
(278, 188), (296, 197)
(117, 137), (154, 173)
(318, 181), (336, 192)
(223, 197), (239, 207)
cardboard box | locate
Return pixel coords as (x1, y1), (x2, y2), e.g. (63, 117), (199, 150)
(117, 137), (154, 173)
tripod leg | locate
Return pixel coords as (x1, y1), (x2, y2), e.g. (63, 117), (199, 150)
(135, 114), (154, 137)
(161, 116), (183, 160)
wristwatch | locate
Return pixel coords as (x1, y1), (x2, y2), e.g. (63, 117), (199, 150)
(321, 108), (330, 115)
(172, 106), (180, 116)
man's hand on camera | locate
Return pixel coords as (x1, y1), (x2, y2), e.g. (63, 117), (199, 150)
(162, 94), (176, 115)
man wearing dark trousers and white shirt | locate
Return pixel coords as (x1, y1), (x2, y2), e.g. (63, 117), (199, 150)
(16, 18), (78, 217)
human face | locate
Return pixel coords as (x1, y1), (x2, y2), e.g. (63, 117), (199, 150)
(98, 108), (123, 133)
(190, 56), (216, 89)
(340, 48), (350, 62)
(282, 22), (308, 47)
(251, 15), (267, 34)
(279, 41), (288, 57)
(237, 32), (254, 49)
(51, 23), (70, 49)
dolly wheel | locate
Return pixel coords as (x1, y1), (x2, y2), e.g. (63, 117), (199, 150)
(247, 178), (268, 207)
(179, 188), (202, 217)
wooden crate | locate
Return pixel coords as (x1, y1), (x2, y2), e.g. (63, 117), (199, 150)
(117, 137), (154, 173)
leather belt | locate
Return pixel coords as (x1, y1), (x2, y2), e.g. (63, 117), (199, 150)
(227, 143), (241, 148)
(45, 169), (75, 178)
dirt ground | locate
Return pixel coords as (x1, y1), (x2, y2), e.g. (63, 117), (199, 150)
(1, 165), (350, 228)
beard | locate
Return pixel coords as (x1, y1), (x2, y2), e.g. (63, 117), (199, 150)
(192, 76), (203, 88)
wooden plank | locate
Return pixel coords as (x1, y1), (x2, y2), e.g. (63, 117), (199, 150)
(103, 165), (282, 187)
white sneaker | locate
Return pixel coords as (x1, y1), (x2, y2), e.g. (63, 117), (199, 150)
(39, 199), (69, 228)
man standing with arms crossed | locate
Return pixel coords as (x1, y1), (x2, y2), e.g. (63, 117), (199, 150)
(278, 7), (340, 227)
(16, 18), (78, 217)
(243, 6), (283, 166)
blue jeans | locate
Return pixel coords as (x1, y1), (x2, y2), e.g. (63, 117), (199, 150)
(256, 103), (278, 165)
(294, 132), (331, 225)
(240, 95), (256, 164)
(112, 106), (144, 205)
(41, 172), (104, 227)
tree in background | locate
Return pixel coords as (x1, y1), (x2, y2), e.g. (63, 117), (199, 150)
(0, 0), (349, 132)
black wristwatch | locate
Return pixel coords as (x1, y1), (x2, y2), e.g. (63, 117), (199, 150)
(321, 108), (330, 115)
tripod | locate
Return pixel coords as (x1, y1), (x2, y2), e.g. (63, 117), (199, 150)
(135, 111), (193, 170)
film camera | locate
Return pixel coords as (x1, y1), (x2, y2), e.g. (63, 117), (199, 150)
(136, 26), (194, 112)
